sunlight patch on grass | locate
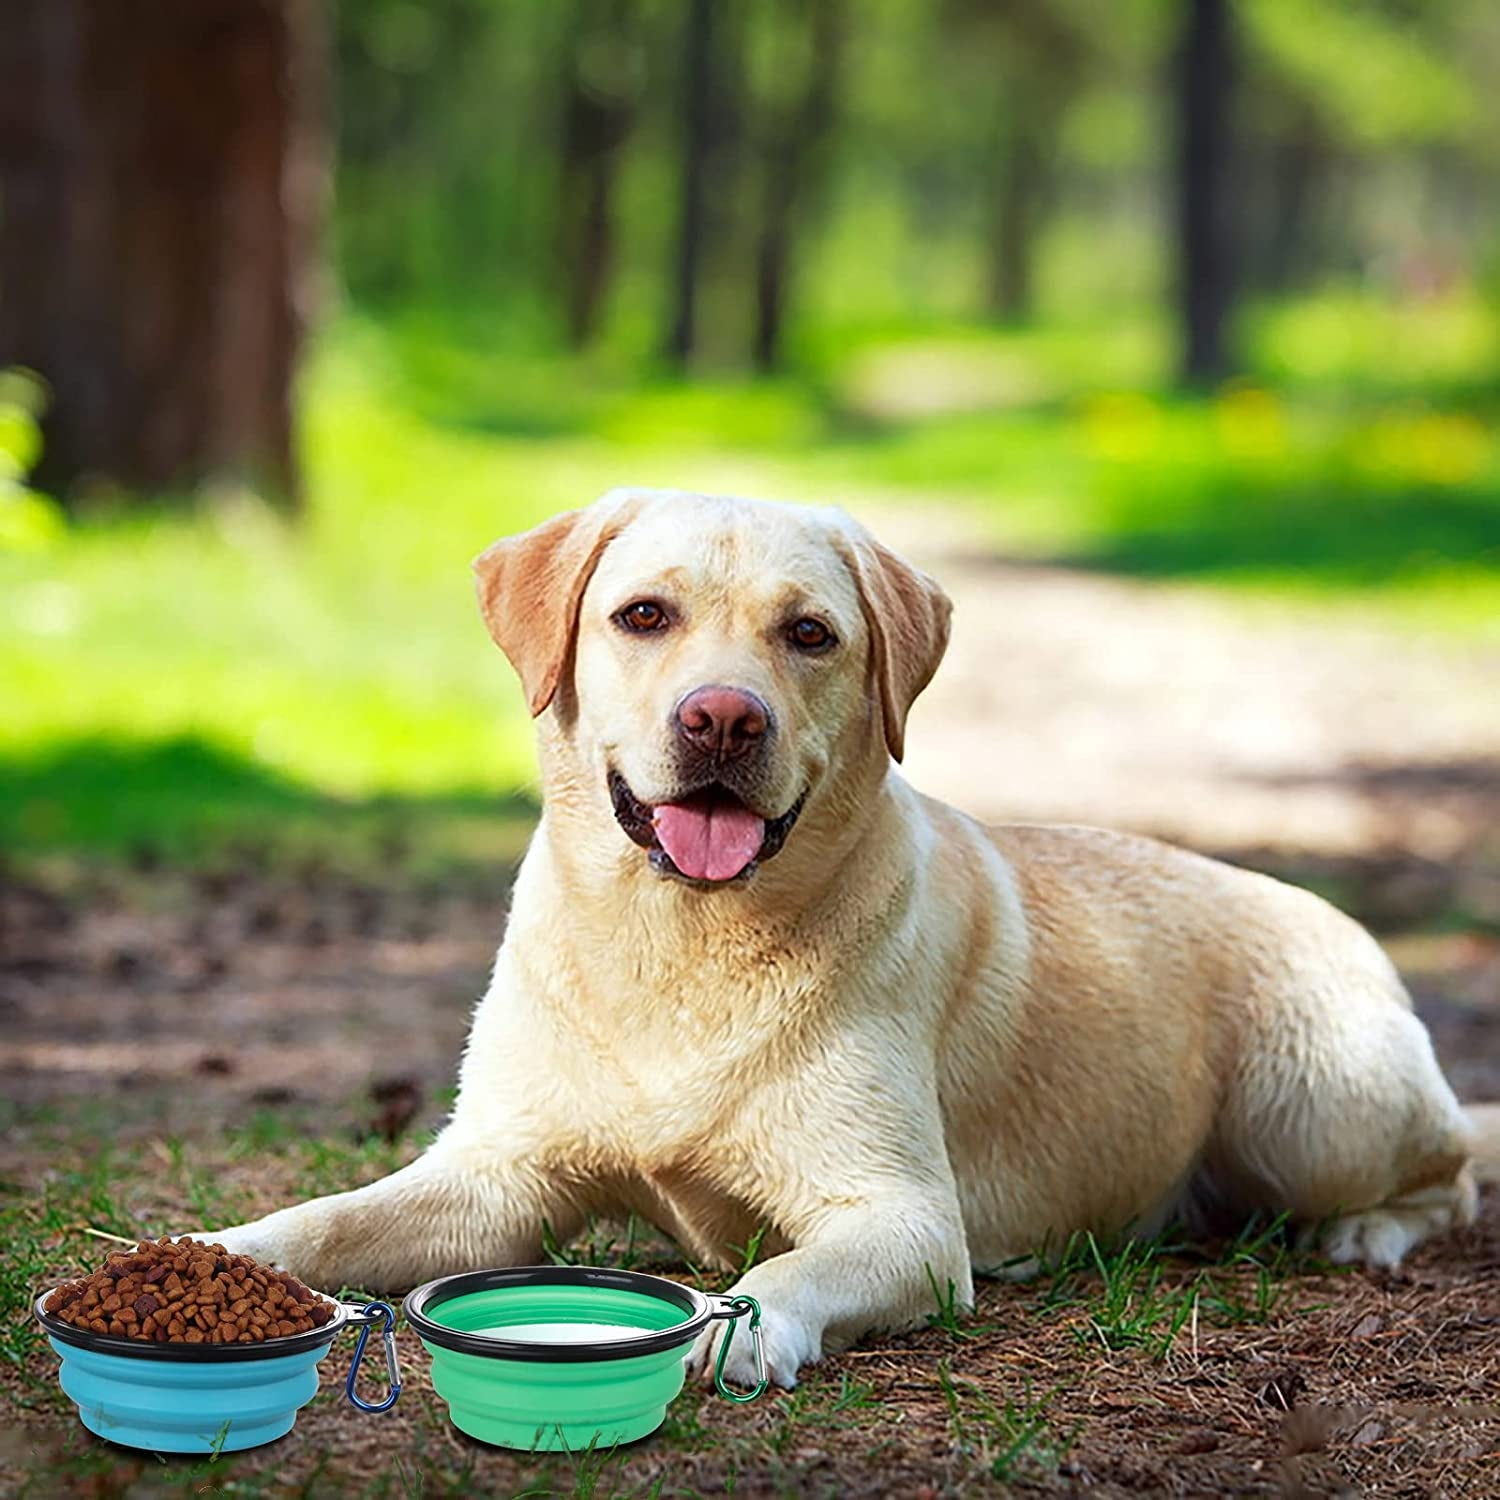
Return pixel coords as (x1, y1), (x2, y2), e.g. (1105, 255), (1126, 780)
(1245, 285), (1500, 394)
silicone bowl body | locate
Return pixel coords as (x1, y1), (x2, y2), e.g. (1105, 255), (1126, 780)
(35, 1290), (347, 1453)
(403, 1266), (719, 1452)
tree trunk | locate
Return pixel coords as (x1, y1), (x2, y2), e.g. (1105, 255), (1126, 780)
(1258, 121), (1323, 293)
(0, 0), (325, 508)
(752, 0), (846, 375)
(1174, 0), (1235, 388)
(556, 0), (637, 350)
(664, 0), (716, 368)
(987, 117), (1044, 325)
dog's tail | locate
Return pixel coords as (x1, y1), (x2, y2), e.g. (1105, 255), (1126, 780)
(1466, 1104), (1500, 1185)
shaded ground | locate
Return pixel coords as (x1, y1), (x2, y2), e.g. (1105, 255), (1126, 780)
(4, 519), (1500, 1498)
(0, 864), (504, 1137)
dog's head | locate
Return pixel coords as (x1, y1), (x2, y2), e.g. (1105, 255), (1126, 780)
(474, 489), (950, 888)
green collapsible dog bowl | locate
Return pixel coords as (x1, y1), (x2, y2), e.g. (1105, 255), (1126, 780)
(403, 1266), (766, 1451)
(35, 1289), (402, 1453)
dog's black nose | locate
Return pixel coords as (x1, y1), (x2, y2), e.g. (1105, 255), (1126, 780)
(674, 685), (769, 761)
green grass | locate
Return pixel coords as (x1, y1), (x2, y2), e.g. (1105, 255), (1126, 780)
(1027, 1216), (1336, 1363)
(764, 1372), (886, 1461)
(541, 1215), (650, 1273)
(3, 291), (1497, 869)
(728, 1224), (771, 1278)
(799, 1372), (880, 1426)
(924, 1264), (995, 1341)
(0, 1159), (139, 1391)
(937, 1360), (1075, 1483)
(1064, 1233), (1199, 1358)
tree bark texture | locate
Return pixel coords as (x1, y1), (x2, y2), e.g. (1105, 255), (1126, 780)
(752, 0), (846, 374)
(987, 116), (1045, 325)
(0, 0), (325, 506)
(556, 0), (638, 350)
(664, 0), (717, 367)
(1175, 0), (1236, 388)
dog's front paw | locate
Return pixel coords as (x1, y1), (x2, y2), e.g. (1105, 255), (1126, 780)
(688, 1297), (820, 1392)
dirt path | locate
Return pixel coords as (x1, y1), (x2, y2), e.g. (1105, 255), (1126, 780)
(871, 506), (1500, 866)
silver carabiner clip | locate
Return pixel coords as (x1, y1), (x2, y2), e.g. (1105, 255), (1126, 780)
(710, 1294), (769, 1403)
(343, 1301), (402, 1414)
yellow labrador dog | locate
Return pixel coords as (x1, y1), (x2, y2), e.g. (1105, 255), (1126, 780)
(217, 488), (1495, 1388)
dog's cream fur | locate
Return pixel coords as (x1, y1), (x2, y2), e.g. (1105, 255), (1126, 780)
(217, 489), (1493, 1388)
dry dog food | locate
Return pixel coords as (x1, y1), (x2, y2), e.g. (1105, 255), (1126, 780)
(43, 1235), (335, 1345)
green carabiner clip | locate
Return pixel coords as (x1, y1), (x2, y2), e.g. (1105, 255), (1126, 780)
(713, 1294), (769, 1403)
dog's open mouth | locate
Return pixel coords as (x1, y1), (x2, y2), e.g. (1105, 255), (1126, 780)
(608, 772), (805, 884)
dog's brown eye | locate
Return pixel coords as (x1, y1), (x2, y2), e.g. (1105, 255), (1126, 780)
(788, 617), (834, 652)
(616, 600), (669, 633)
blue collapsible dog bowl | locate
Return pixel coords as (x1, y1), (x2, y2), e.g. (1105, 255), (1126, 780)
(403, 1266), (767, 1451)
(35, 1288), (402, 1453)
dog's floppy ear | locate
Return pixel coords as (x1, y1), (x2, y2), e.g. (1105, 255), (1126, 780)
(473, 495), (638, 716)
(839, 528), (952, 762)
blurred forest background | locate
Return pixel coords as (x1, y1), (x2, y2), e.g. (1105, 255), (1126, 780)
(1, 0), (1499, 870)
(6, 10), (1500, 1493)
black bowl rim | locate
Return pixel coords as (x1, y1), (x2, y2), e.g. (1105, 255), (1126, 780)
(403, 1265), (721, 1363)
(35, 1287), (350, 1363)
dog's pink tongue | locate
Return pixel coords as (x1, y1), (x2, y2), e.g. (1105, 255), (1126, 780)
(653, 801), (765, 882)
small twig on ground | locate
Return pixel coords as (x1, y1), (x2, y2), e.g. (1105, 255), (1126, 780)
(80, 1226), (135, 1245)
